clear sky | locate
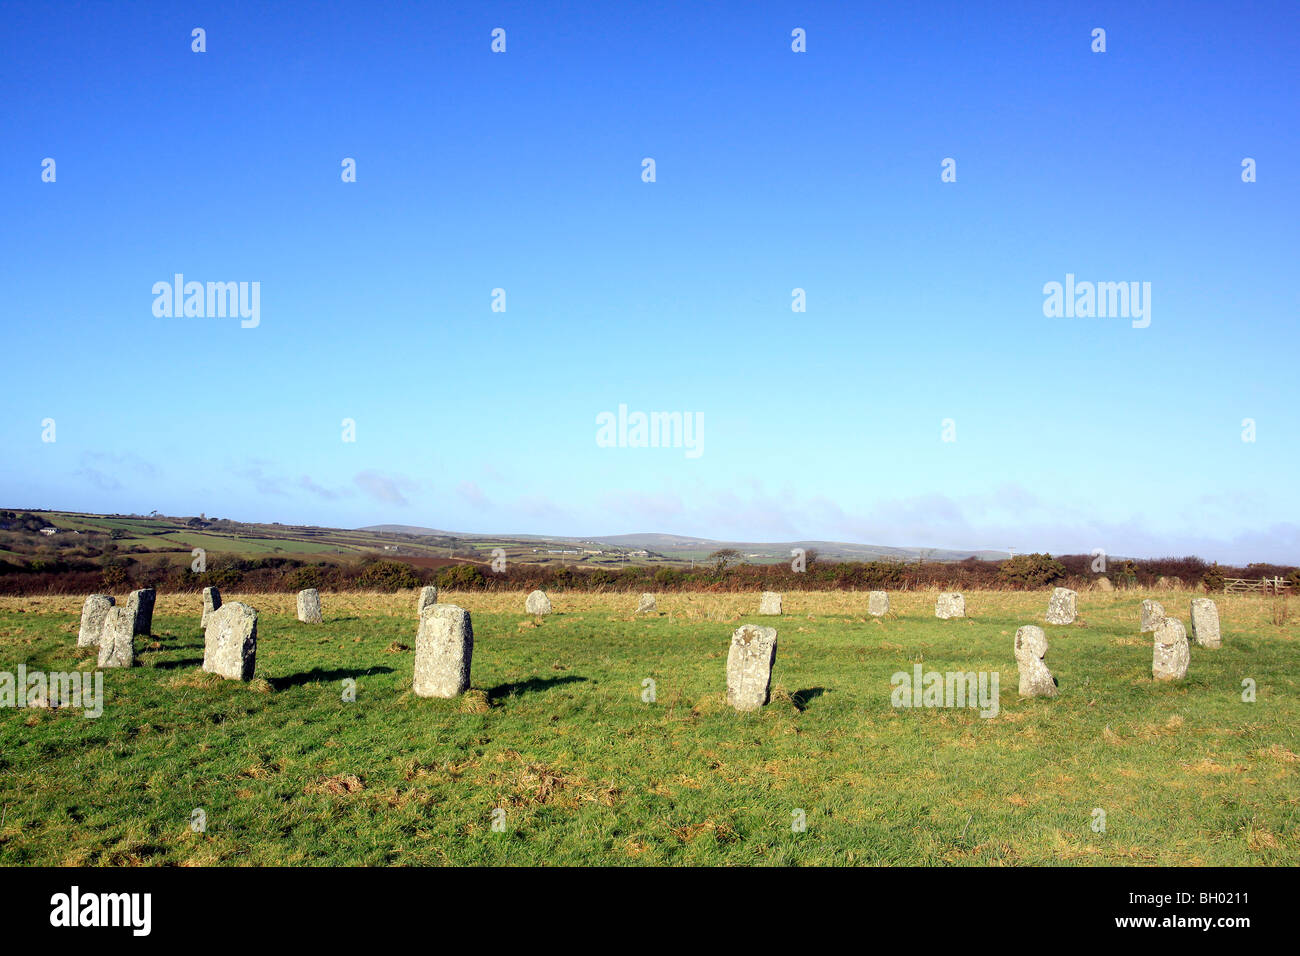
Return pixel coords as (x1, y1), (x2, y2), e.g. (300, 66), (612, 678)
(2, 1), (1297, 563)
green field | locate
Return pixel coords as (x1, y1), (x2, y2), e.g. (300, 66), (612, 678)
(141, 531), (348, 555)
(0, 589), (1294, 865)
(19, 512), (453, 560)
(4, 511), (682, 568)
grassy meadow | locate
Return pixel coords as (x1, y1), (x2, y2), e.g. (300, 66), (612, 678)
(0, 588), (1295, 866)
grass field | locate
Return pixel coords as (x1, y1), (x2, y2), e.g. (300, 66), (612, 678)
(0, 589), (1295, 866)
(21, 511), (665, 566)
(27, 511), (453, 559)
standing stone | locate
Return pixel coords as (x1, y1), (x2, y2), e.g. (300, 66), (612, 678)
(525, 590), (552, 615)
(1190, 598), (1221, 649)
(868, 591), (889, 616)
(1014, 625), (1058, 698)
(758, 591), (782, 615)
(77, 594), (115, 647)
(1094, 576), (1114, 592)
(726, 624), (778, 712)
(203, 602), (259, 681)
(935, 592), (965, 619)
(636, 593), (657, 613)
(201, 586), (222, 629)
(1045, 587), (1078, 625)
(297, 588), (323, 624)
(127, 587), (156, 636)
(416, 586), (439, 615)
(1152, 617), (1190, 681)
(413, 604), (474, 698)
(1140, 599), (1165, 633)
(97, 606), (135, 668)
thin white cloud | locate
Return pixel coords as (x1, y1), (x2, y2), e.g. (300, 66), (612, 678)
(456, 481), (489, 508)
(355, 470), (417, 507)
(299, 476), (347, 501)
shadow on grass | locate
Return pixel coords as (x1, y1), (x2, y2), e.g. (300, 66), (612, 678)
(269, 666), (395, 691)
(488, 675), (589, 702)
(151, 657), (204, 670)
(792, 687), (829, 711)
(147, 633), (204, 649)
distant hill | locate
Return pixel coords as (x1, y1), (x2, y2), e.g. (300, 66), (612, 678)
(2, 508), (1228, 576)
(359, 525), (1008, 563)
(364, 524), (459, 537)
(0, 509), (1011, 572)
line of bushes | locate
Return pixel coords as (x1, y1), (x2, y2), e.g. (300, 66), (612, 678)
(1, 551), (1296, 596)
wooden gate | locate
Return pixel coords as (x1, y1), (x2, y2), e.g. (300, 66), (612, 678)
(1223, 576), (1292, 594)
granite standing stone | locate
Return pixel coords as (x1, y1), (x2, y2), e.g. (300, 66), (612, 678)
(203, 602), (258, 680)
(636, 593), (657, 613)
(726, 624), (778, 712)
(868, 591), (890, 617)
(297, 588), (323, 624)
(758, 591), (782, 615)
(1014, 625), (1058, 697)
(1045, 587), (1078, 625)
(1140, 599), (1165, 633)
(1152, 617), (1190, 681)
(1190, 598), (1221, 649)
(525, 590), (552, 615)
(417, 586), (439, 615)
(201, 586), (222, 629)
(127, 588), (156, 637)
(1094, 576), (1114, 592)
(78, 594), (115, 647)
(935, 592), (966, 619)
(97, 606), (135, 668)
(413, 604), (474, 698)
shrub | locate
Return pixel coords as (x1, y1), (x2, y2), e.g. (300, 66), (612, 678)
(997, 553), (1066, 589)
(654, 567), (682, 588)
(437, 563), (486, 591)
(100, 562), (127, 589)
(202, 565), (246, 591)
(616, 566), (646, 586)
(289, 565), (325, 591)
(356, 560), (422, 592)
(587, 569), (616, 588)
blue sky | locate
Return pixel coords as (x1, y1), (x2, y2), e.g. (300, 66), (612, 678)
(2, 1), (1297, 562)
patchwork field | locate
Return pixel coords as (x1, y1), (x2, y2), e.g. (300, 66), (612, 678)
(0, 589), (1295, 866)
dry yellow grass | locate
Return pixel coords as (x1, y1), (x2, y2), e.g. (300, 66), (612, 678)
(6, 585), (1290, 632)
